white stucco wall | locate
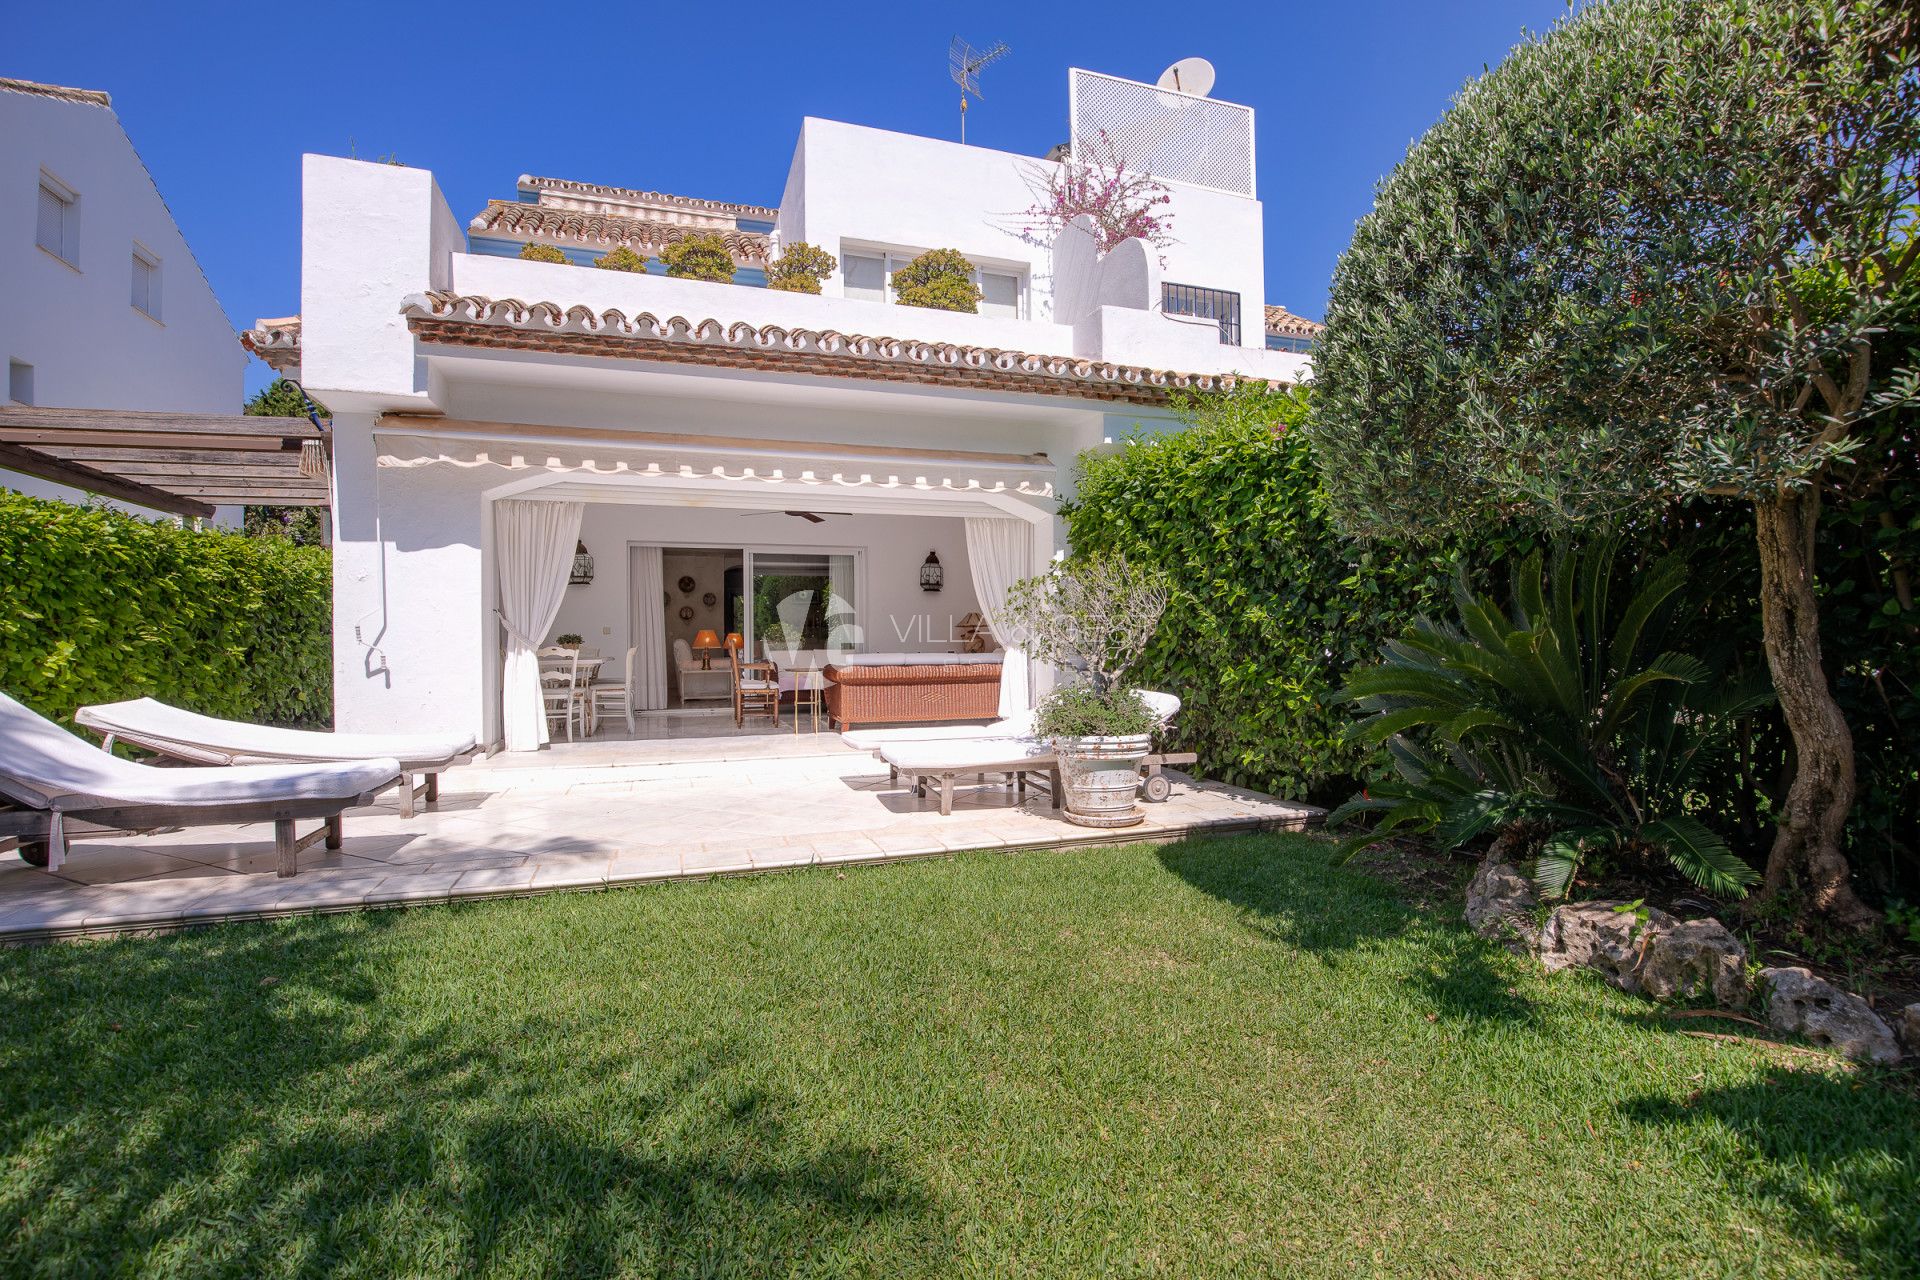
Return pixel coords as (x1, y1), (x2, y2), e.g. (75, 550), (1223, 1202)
(782, 117), (1269, 349)
(0, 84), (245, 520)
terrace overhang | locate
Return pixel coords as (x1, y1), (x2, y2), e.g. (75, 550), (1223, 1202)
(395, 292), (1275, 408)
(373, 413), (1057, 521)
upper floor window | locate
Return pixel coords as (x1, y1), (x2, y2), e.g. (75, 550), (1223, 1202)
(131, 245), (162, 320)
(1162, 283), (1242, 346)
(36, 172), (79, 265)
(1265, 333), (1314, 354)
(8, 360), (33, 405)
(842, 247), (1026, 320)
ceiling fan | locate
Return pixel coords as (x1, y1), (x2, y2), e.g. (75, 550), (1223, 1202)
(739, 510), (851, 525)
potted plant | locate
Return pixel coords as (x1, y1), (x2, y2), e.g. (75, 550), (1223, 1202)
(593, 245), (650, 273)
(660, 232), (737, 283)
(765, 241), (837, 294)
(554, 633), (583, 649)
(889, 248), (982, 313)
(1003, 555), (1169, 828)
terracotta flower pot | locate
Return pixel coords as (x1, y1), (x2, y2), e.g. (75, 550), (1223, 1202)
(1052, 733), (1152, 828)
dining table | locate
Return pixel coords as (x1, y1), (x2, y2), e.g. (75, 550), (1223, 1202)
(538, 650), (610, 734)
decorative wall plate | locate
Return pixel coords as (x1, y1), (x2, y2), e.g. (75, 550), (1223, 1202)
(702, 592), (717, 607)
(678, 605), (695, 622)
(677, 575), (696, 594)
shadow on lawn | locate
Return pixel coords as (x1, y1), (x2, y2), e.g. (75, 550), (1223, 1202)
(0, 915), (932, 1276)
(1617, 1068), (1920, 1273)
(1155, 834), (1538, 1026)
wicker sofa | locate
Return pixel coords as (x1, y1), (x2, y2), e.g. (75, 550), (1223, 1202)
(822, 654), (1003, 730)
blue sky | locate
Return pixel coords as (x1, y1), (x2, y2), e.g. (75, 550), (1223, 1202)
(11, 0), (1571, 398)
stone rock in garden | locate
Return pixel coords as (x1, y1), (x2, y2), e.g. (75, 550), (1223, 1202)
(1759, 967), (1902, 1065)
(1537, 901), (1664, 993)
(1634, 917), (1747, 1007)
(1464, 860), (1539, 952)
(1890, 1003), (1920, 1062)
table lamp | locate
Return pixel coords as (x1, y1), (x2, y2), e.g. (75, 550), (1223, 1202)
(692, 629), (721, 668)
(724, 632), (743, 654)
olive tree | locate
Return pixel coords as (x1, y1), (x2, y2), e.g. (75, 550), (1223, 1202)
(1307, 0), (1919, 924)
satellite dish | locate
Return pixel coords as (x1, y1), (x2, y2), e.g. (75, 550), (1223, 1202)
(1156, 56), (1216, 100)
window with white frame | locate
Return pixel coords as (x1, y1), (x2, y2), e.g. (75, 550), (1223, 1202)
(131, 245), (161, 320)
(36, 172), (79, 265)
(8, 360), (33, 405)
(839, 245), (1025, 318)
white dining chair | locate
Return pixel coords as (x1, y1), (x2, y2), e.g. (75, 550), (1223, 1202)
(540, 648), (584, 741)
(588, 646), (637, 735)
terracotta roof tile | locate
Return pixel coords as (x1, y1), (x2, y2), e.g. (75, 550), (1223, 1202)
(0, 77), (111, 108)
(470, 201), (771, 262)
(240, 316), (302, 372)
(1263, 305), (1325, 339)
(396, 292), (1284, 407)
(517, 175), (777, 221)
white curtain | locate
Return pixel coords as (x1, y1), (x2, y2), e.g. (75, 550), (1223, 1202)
(826, 553), (858, 652)
(964, 517), (1034, 717)
(496, 499), (585, 751)
(630, 546), (669, 711)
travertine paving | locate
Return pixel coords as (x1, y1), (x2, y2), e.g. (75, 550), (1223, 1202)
(0, 741), (1320, 942)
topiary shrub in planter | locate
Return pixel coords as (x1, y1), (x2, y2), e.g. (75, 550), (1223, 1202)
(593, 246), (650, 273)
(518, 242), (570, 264)
(1004, 555), (1169, 827)
(660, 233), (736, 283)
(766, 241), (837, 294)
(890, 249), (981, 313)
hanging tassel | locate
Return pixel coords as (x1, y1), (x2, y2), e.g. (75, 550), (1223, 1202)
(298, 438), (328, 480)
(45, 811), (65, 873)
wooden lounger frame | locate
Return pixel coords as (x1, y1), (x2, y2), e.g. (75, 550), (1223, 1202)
(0, 784), (389, 878)
(886, 750), (1201, 815)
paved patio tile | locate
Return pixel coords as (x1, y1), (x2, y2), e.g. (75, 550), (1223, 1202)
(0, 737), (1322, 938)
(451, 865), (540, 895)
(680, 846), (756, 875)
(606, 850), (683, 884)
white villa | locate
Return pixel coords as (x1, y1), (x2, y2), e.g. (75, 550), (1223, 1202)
(1, 77), (246, 522)
(244, 66), (1313, 753)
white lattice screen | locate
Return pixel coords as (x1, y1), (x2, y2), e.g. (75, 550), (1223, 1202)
(1068, 69), (1255, 198)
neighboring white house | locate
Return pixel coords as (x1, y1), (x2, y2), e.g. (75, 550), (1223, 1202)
(0, 77), (247, 521)
(247, 65), (1312, 750)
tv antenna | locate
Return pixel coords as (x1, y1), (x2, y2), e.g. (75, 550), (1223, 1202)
(949, 36), (1010, 145)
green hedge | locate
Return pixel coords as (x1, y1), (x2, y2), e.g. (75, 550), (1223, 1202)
(1060, 387), (1466, 803)
(0, 493), (332, 730)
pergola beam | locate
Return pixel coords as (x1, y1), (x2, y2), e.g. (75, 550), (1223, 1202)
(0, 441), (216, 518)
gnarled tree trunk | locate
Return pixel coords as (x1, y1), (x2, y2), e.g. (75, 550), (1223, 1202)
(1752, 490), (1875, 927)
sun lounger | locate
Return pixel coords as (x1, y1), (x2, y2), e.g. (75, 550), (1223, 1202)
(876, 738), (1063, 816)
(873, 690), (1196, 815)
(75, 697), (475, 818)
(0, 692), (399, 876)
(840, 710), (1037, 752)
(840, 691), (1182, 753)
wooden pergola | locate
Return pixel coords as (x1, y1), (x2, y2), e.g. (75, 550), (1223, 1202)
(0, 406), (329, 519)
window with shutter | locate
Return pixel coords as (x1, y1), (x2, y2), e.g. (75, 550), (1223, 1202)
(37, 177), (78, 264)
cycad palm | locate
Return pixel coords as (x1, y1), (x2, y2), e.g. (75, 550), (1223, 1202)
(1332, 542), (1766, 898)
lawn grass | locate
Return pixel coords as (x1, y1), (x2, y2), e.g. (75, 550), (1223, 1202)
(2, 834), (1916, 1278)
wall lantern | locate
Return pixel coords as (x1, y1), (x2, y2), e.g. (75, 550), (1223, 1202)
(569, 541), (595, 586)
(920, 550), (943, 592)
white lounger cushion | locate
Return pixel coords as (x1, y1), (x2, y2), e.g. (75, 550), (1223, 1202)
(877, 737), (1053, 772)
(840, 691), (1180, 754)
(840, 710), (1036, 752)
(75, 697), (474, 770)
(0, 692), (399, 813)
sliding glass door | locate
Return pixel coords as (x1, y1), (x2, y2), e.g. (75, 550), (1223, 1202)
(744, 550), (859, 660)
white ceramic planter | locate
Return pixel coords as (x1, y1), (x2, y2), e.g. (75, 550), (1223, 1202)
(1053, 733), (1152, 828)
